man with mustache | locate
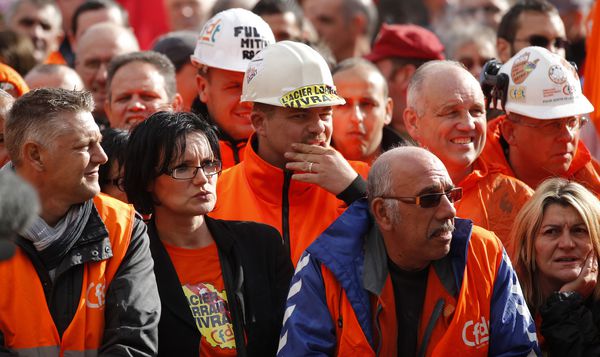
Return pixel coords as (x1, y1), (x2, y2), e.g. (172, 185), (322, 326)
(278, 146), (539, 356)
(210, 41), (369, 266)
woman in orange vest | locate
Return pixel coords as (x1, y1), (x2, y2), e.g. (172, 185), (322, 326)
(124, 111), (293, 356)
(512, 178), (600, 355)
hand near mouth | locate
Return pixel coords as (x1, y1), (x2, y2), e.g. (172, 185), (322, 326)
(560, 250), (598, 299)
(284, 143), (359, 195)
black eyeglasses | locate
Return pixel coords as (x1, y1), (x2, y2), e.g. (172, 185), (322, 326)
(513, 35), (569, 50)
(167, 160), (222, 180)
(101, 177), (125, 192)
(378, 187), (463, 208)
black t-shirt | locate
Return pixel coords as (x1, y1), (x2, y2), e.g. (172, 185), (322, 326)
(388, 259), (429, 357)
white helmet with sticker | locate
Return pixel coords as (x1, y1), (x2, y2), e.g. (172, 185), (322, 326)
(241, 41), (345, 108)
(191, 8), (275, 72)
(499, 46), (593, 119)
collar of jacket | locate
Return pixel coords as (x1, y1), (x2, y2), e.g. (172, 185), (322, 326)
(15, 201), (113, 280)
(240, 134), (318, 204)
(190, 96), (247, 147)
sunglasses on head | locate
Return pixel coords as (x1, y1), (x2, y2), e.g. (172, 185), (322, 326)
(378, 187), (463, 208)
(514, 35), (569, 49)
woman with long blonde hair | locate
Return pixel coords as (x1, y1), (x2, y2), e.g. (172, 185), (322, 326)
(511, 177), (600, 355)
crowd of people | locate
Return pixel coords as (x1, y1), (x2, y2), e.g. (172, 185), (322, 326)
(0, 0), (600, 356)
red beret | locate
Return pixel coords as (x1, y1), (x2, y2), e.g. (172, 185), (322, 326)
(365, 24), (445, 63)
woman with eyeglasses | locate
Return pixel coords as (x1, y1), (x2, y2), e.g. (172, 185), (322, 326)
(124, 111), (293, 356)
(511, 178), (600, 356)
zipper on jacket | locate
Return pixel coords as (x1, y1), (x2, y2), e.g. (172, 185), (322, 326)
(282, 171), (292, 257)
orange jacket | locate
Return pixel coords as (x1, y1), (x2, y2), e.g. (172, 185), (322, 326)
(455, 158), (533, 246)
(481, 115), (600, 196)
(210, 136), (369, 266)
(219, 139), (247, 170)
(44, 51), (67, 65)
(0, 195), (134, 356)
(278, 200), (540, 356)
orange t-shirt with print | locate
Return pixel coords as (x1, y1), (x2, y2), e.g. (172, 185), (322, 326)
(164, 242), (237, 357)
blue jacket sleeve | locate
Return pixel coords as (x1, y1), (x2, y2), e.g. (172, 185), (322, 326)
(489, 249), (541, 357)
(277, 252), (336, 357)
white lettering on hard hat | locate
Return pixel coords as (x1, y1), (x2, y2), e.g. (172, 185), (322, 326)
(279, 85), (340, 108)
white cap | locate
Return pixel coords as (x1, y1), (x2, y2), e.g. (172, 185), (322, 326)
(241, 41), (345, 108)
(191, 8), (275, 72)
(500, 46), (594, 119)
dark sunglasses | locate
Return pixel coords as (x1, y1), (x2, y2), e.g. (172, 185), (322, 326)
(378, 187), (463, 208)
(514, 35), (569, 49)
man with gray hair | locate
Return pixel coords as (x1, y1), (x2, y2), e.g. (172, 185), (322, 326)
(105, 51), (182, 130)
(24, 63), (84, 90)
(278, 146), (539, 356)
(0, 88), (160, 355)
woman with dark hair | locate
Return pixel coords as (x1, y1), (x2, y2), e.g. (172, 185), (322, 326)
(511, 178), (600, 356)
(124, 111), (293, 356)
(99, 128), (129, 202)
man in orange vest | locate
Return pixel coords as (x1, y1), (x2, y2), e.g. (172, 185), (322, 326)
(210, 41), (369, 266)
(278, 146), (540, 356)
(0, 88), (160, 356)
(480, 46), (600, 195)
(191, 8), (275, 169)
(403, 60), (533, 245)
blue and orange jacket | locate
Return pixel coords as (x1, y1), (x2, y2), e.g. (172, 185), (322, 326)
(481, 115), (600, 196)
(277, 199), (540, 356)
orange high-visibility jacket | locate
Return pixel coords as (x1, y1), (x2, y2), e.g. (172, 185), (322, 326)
(481, 115), (600, 196)
(219, 140), (247, 170)
(0, 194), (134, 356)
(210, 137), (369, 266)
(456, 158), (533, 246)
(278, 199), (540, 356)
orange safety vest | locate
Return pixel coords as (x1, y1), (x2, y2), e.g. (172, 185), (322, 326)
(481, 115), (600, 196)
(44, 51), (67, 66)
(0, 194), (135, 356)
(321, 226), (501, 356)
(455, 158), (533, 246)
(210, 136), (369, 266)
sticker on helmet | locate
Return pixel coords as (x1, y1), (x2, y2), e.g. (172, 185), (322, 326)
(543, 87), (561, 98)
(511, 52), (539, 84)
(199, 19), (222, 44)
(509, 85), (526, 102)
(280, 84), (340, 108)
(246, 58), (263, 84)
(548, 65), (567, 84)
(234, 26), (269, 60)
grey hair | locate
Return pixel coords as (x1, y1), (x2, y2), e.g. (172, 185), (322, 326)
(5, 88), (94, 165)
(341, 0), (378, 39)
(406, 60), (467, 116)
(368, 149), (399, 224)
(7, 0), (62, 30)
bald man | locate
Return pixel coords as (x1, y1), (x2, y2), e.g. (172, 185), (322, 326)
(24, 64), (84, 90)
(279, 146), (539, 356)
(403, 60), (533, 243)
(332, 58), (399, 164)
(75, 22), (139, 126)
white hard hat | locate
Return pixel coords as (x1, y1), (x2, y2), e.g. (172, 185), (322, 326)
(241, 41), (345, 108)
(191, 8), (275, 72)
(500, 46), (594, 119)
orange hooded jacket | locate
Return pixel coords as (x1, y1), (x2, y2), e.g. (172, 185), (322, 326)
(455, 158), (533, 247)
(210, 136), (369, 266)
(481, 115), (600, 196)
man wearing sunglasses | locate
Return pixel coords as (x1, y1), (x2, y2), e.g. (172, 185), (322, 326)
(278, 146), (539, 356)
(403, 60), (533, 244)
(481, 46), (599, 195)
(496, 0), (567, 62)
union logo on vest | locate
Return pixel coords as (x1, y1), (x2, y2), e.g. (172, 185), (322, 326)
(462, 316), (490, 347)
